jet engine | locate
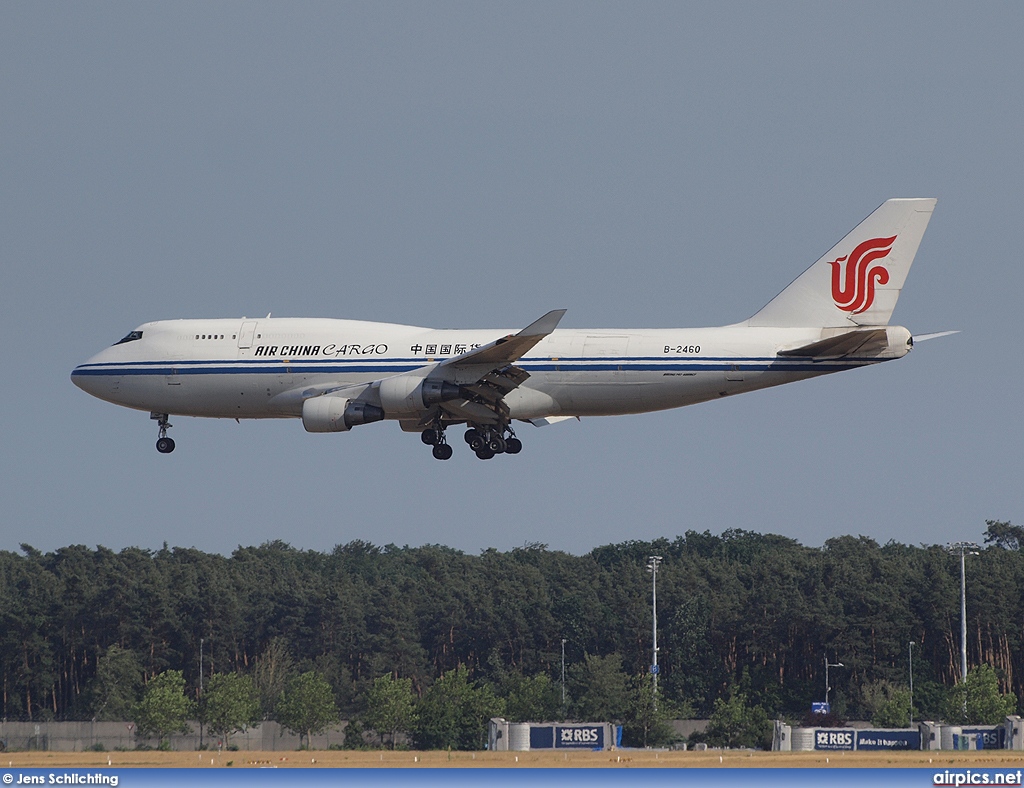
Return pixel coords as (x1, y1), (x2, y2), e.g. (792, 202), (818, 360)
(377, 376), (463, 417)
(301, 396), (385, 433)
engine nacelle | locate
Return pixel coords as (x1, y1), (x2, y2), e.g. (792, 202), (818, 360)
(301, 396), (385, 433)
(378, 376), (462, 417)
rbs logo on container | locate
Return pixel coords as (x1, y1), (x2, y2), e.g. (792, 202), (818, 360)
(815, 730), (855, 750)
(557, 727), (603, 748)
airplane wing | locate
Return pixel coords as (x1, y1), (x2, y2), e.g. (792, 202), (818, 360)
(431, 309), (566, 425)
(347, 309), (568, 429)
(275, 310), (567, 427)
(441, 309), (566, 370)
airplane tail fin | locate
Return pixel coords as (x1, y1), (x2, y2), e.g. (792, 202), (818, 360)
(745, 198), (936, 328)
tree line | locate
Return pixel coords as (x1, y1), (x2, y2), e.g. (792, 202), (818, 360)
(1, 522), (1021, 744)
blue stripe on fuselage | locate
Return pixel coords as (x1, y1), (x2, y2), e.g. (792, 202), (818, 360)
(71, 356), (876, 377)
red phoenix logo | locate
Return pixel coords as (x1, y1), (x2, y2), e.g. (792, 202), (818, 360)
(829, 235), (897, 313)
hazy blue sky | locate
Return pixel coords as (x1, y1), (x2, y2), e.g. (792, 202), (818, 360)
(3, 2), (1021, 556)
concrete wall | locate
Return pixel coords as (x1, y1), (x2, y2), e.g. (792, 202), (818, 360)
(670, 720), (709, 740)
(2, 719), (711, 752)
(0, 720), (350, 752)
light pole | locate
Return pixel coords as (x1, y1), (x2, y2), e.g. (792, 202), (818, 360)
(561, 638), (567, 712)
(909, 641), (916, 727)
(199, 637), (205, 750)
(646, 556), (663, 702)
(824, 656), (844, 708)
(947, 542), (979, 684)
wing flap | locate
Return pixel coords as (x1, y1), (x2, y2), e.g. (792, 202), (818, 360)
(526, 415), (578, 427)
(475, 367), (530, 395)
(439, 398), (505, 424)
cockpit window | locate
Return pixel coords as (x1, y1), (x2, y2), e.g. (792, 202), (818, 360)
(114, 330), (143, 345)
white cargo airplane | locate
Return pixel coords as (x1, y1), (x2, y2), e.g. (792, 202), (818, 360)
(73, 198), (944, 460)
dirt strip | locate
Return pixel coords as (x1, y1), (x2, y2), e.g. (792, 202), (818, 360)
(3, 749), (1024, 768)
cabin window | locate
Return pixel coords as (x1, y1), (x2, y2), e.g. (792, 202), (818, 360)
(114, 330), (143, 345)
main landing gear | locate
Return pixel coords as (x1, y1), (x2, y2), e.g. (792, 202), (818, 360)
(151, 412), (175, 454)
(420, 426), (454, 461)
(463, 426), (522, 460)
(420, 424), (523, 460)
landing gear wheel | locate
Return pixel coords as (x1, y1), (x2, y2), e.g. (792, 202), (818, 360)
(488, 434), (507, 453)
(432, 443), (453, 460)
(421, 428), (440, 446)
(475, 447), (495, 460)
(468, 434), (485, 452)
(505, 437), (522, 454)
(151, 412), (174, 454)
(464, 428), (481, 445)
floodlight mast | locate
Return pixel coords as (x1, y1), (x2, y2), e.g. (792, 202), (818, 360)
(909, 640), (916, 727)
(561, 638), (567, 711)
(947, 541), (980, 684)
(646, 556), (663, 703)
(199, 637), (205, 750)
(824, 656), (844, 708)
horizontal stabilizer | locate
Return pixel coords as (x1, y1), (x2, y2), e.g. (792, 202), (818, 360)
(778, 329), (890, 360)
(914, 330), (960, 342)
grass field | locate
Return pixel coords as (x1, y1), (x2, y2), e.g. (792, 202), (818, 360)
(4, 749), (1024, 769)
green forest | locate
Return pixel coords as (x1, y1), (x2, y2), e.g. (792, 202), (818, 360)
(2, 521), (1021, 745)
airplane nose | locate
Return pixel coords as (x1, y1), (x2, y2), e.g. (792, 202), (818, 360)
(72, 341), (135, 404)
(71, 364), (97, 394)
(71, 359), (117, 401)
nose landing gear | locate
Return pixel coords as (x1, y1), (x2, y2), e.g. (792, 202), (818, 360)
(151, 412), (175, 453)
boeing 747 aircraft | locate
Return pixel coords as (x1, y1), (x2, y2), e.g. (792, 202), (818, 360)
(72, 199), (942, 460)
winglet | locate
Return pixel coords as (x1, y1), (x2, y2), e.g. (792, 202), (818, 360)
(517, 309), (567, 338)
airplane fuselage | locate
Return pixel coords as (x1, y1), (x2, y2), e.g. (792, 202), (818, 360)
(72, 316), (908, 422)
